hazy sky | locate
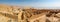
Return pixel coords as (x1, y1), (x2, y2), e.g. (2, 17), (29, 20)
(0, 0), (60, 9)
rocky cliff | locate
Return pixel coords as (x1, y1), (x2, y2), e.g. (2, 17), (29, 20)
(0, 4), (60, 22)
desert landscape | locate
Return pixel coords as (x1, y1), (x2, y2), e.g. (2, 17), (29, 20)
(0, 4), (60, 22)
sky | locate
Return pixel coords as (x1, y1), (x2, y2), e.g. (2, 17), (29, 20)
(0, 0), (60, 9)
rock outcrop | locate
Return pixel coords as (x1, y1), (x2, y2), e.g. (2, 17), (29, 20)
(0, 4), (60, 22)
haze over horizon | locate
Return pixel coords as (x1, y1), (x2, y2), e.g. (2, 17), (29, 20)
(0, 0), (60, 9)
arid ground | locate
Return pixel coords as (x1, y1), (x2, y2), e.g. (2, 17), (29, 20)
(0, 4), (60, 22)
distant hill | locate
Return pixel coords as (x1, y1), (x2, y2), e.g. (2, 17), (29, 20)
(0, 4), (60, 22)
